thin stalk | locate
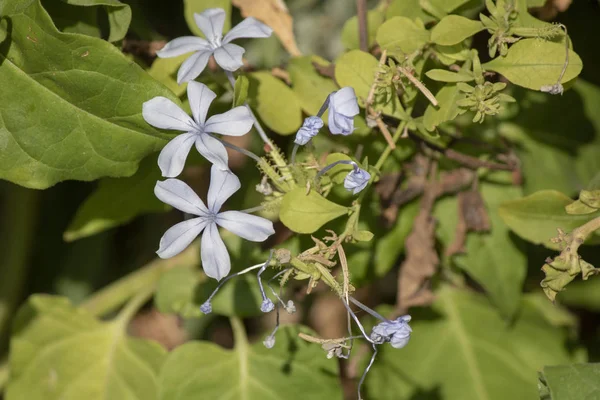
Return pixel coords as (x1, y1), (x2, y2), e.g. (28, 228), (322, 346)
(225, 71), (275, 149)
(207, 133), (262, 164)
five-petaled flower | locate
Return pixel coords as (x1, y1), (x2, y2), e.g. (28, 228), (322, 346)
(370, 315), (412, 349)
(344, 165), (371, 194)
(328, 87), (360, 135)
(157, 8), (273, 83)
(143, 81), (254, 176)
(154, 166), (275, 280)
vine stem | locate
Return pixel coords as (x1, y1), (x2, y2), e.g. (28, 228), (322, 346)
(569, 216), (600, 252)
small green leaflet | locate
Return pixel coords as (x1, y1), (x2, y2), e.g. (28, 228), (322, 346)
(280, 188), (348, 234)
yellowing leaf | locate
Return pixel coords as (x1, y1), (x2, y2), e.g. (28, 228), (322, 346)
(483, 39), (583, 91)
(232, 0), (302, 56)
(280, 188), (348, 234)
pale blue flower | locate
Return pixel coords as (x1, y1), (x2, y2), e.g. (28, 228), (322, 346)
(143, 81), (253, 176)
(370, 315), (412, 349)
(328, 87), (359, 135)
(156, 8), (273, 83)
(154, 166), (275, 280)
(344, 166), (371, 194)
(294, 116), (324, 145)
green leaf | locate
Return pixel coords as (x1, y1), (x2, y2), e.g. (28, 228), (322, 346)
(148, 55), (189, 97)
(498, 190), (600, 249)
(386, 0), (435, 23)
(482, 39), (583, 91)
(280, 188), (348, 234)
(558, 278), (600, 311)
(159, 324), (341, 400)
(248, 72), (302, 135)
(44, 0), (132, 42)
(423, 84), (465, 131)
(367, 286), (575, 400)
(539, 364), (600, 400)
(7, 295), (166, 400)
(435, 184), (526, 318)
(0, 0), (178, 189)
(233, 75), (249, 107)
(58, 0), (131, 42)
(288, 56), (338, 116)
(184, 0), (231, 37)
(376, 17), (430, 54)
(341, 11), (384, 50)
(431, 15), (484, 46)
(335, 50), (407, 119)
(426, 69), (475, 82)
(64, 154), (167, 241)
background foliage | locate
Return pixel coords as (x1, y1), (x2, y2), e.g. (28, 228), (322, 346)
(1, 0), (600, 399)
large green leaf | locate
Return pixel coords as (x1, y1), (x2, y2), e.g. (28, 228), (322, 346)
(367, 286), (576, 400)
(431, 15), (484, 46)
(386, 0), (435, 23)
(498, 190), (600, 249)
(483, 39), (583, 91)
(7, 295), (166, 400)
(288, 56), (338, 116)
(558, 278), (600, 311)
(435, 184), (526, 318)
(0, 0), (178, 189)
(538, 364), (600, 400)
(341, 10), (384, 50)
(158, 324), (341, 400)
(248, 72), (302, 135)
(184, 0), (231, 37)
(64, 154), (168, 241)
(376, 16), (430, 54)
(280, 188), (348, 234)
(54, 0), (131, 42)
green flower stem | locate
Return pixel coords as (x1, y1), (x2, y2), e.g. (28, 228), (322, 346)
(0, 184), (40, 349)
(566, 216), (600, 254)
(81, 243), (199, 317)
(373, 119), (409, 171)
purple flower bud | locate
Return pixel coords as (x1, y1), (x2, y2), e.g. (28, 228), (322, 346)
(263, 335), (276, 349)
(200, 301), (212, 314)
(261, 299), (275, 313)
(294, 116), (324, 145)
(370, 315), (412, 349)
(344, 166), (371, 194)
(328, 87), (359, 135)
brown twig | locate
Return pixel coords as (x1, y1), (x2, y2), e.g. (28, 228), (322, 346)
(356, 0), (369, 52)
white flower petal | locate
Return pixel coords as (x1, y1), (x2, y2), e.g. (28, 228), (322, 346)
(223, 17), (273, 43)
(194, 8), (226, 44)
(157, 217), (208, 259)
(194, 133), (229, 171)
(216, 211), (275, 242)
(213, 43), (245, 71)
(156, 36), (210, 58)
(201, 223), (231, 280)
(157, 132), (197, 177)
(143, 97), (195, 131)
(204, 106), (253, 136)
(207, 166), (241, 212)
(187, 81), (216, 125)
(154, 178), (209, 215)
(332, 87), (360, 117)
(177, 50), (212, 84)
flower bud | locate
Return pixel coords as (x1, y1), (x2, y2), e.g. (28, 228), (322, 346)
(370, 315), (412, 349)
(260, 298), (275, 313)
(328, 87), (359, 135)
(200, 301), (212, 314)
(294, 116), (324, 145)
